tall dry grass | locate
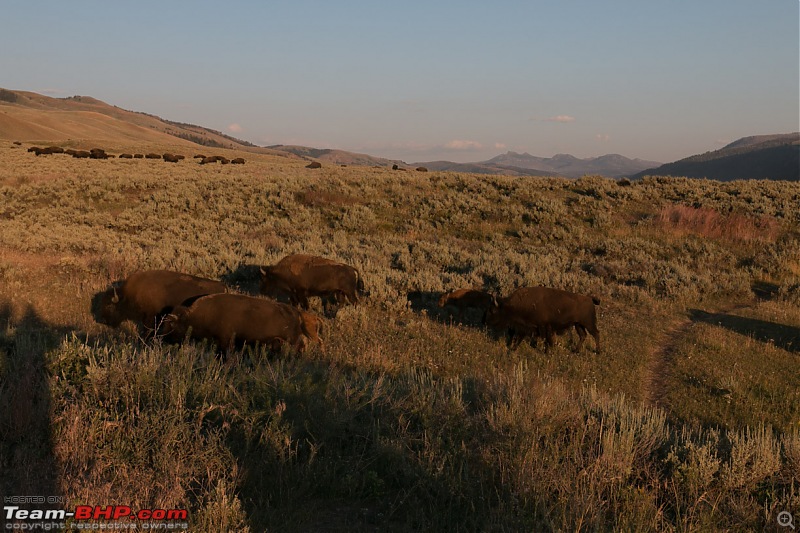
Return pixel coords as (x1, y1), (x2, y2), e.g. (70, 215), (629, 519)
(1, 142), (799, 530)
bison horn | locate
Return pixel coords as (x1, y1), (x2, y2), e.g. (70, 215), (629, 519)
(111, 287), (120, 304)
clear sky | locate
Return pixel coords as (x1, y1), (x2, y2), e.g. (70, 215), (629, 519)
(1, 0), (798, 163)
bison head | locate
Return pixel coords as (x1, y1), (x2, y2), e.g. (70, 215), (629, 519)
(159, 307), (190, 342)
(258, 267), (289, 299)
(437, 293), (450, 308)
(91, 287), (124, 327)
(483, 296), (503, 328)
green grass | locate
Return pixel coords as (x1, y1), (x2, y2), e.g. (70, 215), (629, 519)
(1, 142), (799, 530)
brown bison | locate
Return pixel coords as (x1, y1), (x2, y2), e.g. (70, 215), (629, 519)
(30, 146), (65, 156)
(162, 153), (181, 163)
(162, 293), (322, 353)
(145, 153), (162, 159)
(438, 289), (494, 321)
(230, 157), (245, 164)
(133, 153), (144, 159)
(71, 150), (91, 158)
(200, 155), (228, 165)
(89, 148), (109, 159)
(305, 161), (322, 169)
(260, 254), (365, 310)
(119, 153), (134, 159)
(193, 154), (207, 159)
(485, 286), (601, 352)
(415, 167), (428, 172)
(92, 269), (226, 333)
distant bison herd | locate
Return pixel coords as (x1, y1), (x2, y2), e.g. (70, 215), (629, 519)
(92, 254), (601, 356)
(25, 145), (244, 164)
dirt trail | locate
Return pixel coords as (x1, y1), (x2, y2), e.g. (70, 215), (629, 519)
(643, 301), (754, 408)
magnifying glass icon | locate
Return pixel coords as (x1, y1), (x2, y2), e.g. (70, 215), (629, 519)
(779, 511), (795, 530)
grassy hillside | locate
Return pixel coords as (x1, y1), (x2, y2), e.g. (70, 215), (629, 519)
(635, 133), (800, 181)
(1, 140), (798, 531)
(0, 89), (289, 155)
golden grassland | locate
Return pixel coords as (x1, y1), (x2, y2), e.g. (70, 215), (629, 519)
(1, 140), (799, 531)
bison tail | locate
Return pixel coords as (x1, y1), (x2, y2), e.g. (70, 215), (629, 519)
(591, 295), (601, 306)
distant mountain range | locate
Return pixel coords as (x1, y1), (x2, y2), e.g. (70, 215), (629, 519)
(2, 88), (796, 181)
(631, 133), (799, 181)
(416, 152), (662, 179)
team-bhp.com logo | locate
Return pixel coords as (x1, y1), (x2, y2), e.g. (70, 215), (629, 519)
(4, 502), (189, 530)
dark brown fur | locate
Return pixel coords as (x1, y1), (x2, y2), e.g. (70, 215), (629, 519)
(438, 289), (493, 321)
(485, 286), (601, 352)
(92, 269), (226, 332)
(260, 254), (365, 309)
(163, 293), (321, 353)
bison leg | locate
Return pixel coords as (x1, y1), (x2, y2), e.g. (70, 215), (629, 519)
(506, 328), (520, 349)
(574, 325), (588, 352)
(543, 326), (555, 352)
(590, 328), (601, 353)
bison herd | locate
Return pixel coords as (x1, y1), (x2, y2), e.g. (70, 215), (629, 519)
(92, 253), (601, 357)
(25, 145), (244, 164)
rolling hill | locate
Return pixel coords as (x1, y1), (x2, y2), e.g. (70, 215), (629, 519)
(0, 88), (284, 155)
(633, 133), (800, 181)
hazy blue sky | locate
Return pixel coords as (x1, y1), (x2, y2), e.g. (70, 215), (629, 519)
(2, 1), (798, 163)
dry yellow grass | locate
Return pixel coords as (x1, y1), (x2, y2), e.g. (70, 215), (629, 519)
(1, 140), (799, 531)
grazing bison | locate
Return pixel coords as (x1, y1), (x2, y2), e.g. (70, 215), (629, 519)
(162, 153), (181, 163)
(119, 153), (134, 159)
(305, 161), (322, 169)
(260, 254), (365, 310)
(133, 153), (144, 159)
(89, 148), (109, 159)
(485, 286), (601, 352)
(438, 289), (494, 322)
(230, 157), (245, 164)
(162, 293), (322, 353)
(92, 269), (226, 334)
(71, 150), (91, 159)
(145, 153), (161, 159)
(30, 146), (65, 156)
(415, 167), (428, 172)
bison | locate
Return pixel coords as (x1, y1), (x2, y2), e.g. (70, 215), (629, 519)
(162, 153), (181, 163)
(200, 155), (227, 165)
(305, 161), (322, 169)
(438, 289), (494, 322)
(119, 153), (134, 159)
(145, 153), (162, 159)
(92, 269), (227, 334)
(133, 153), (144, 159)
(71, 150), (91, 158)
(162, 293), (322, 353)
(230, 157), (245, 164)
(485, 286), (601, 352)
(260, 254), (366, 311)
(30, 146), (64, 156)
